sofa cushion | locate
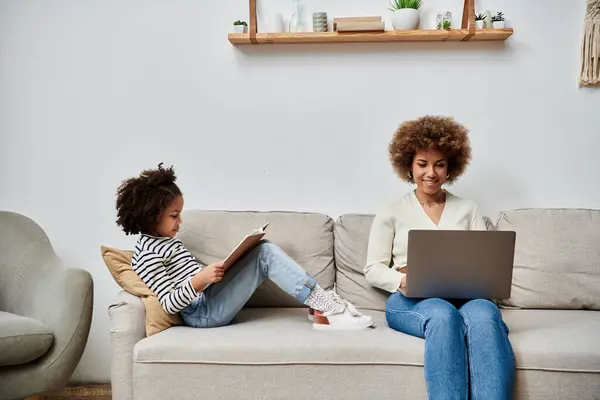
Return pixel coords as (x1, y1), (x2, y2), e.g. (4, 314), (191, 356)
(497, 209), (600, 310)
(134, 308), (423, 365)
(134, 308), (600, 374)
(178, 210), (335, 307)
(334, 214), (389, 311)
(0, 311), (53, 367)
(334, 214), (498, 312)
(101, 246), (183, 336)
(502, 309), (600, 373)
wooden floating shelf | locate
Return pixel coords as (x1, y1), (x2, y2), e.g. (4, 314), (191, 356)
(228, 29), (513, 45)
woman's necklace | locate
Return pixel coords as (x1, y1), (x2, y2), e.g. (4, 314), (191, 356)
(415, 190), (446, 208)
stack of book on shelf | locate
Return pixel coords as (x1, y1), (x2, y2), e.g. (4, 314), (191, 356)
(333, 16), (385, 33)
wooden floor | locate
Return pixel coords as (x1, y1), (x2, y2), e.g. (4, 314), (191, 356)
(31, 385), (112, 400)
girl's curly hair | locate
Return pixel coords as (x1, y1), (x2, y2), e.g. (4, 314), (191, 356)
(389, 115), (472, 183)
(115, 163), (182, 235)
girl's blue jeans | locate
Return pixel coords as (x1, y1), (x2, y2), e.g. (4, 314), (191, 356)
(180, 241), (315, 328)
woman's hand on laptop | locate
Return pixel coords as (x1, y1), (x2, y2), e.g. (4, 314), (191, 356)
(400, 275), (407, 289)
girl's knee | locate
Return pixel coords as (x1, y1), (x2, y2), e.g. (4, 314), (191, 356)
(257, 240), (279, 255)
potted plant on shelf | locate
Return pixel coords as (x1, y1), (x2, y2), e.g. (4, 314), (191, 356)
(389, 0), (423, 31)
(491, 12), (505, 29)
(233, 20), (248, 34)
(475, 13), (485, 29)
(437, 20), (451, 30)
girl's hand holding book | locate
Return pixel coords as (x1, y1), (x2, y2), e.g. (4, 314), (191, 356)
(192, 261), (225, 290)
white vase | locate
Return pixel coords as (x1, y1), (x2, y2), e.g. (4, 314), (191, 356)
(476, 20), (484, 29)
(484, 10), (493, 28)
(493, 21), (505, 29)
(391, 9), (420, 30)
(233, 25), (247, 34)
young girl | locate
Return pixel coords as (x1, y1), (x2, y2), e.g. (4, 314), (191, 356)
(115, 163), (373, 330)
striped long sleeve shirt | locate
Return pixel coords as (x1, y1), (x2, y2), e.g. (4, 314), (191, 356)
(132, 234), (204, 314)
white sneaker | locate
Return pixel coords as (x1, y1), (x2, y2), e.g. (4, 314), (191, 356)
(307, 292), (370, 322)
(312, 293), (373, 330)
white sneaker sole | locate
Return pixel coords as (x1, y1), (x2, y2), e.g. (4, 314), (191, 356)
(312, 318), (373, 331)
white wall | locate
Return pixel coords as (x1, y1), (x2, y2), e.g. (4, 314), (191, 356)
(1, 0), (598, 383)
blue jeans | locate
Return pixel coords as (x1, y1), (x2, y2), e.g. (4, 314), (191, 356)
(180, 241), (315, 328)
(386, 292), (515, 400)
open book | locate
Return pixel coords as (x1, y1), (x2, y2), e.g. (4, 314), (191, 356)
(222, 223), (270, 270)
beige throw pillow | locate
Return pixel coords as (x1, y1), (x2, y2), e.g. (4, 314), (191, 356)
(101, 245), (182, 336)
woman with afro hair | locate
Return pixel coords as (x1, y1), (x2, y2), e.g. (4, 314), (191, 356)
(115, 164), (374, 331)
(364, 116), (515, 400)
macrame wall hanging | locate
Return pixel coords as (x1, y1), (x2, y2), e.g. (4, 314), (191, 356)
(580, 0), (600, 86)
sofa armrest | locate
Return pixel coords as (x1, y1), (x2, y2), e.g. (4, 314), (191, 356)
(109, 290), (146, 400)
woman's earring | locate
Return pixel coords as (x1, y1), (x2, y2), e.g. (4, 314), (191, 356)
(407, 171), (413, 180)
(446, 174), (450, 179)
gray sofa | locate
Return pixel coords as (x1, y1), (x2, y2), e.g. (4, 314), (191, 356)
(109, 208), (600, 400)
(0, 211), (94, 400)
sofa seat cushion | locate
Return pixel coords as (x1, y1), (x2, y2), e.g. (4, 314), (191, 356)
(134, 308), (600, 374)
(0, 311), (53, 367)
(502, 309), (600, 373)
(134, 308), (424, 366)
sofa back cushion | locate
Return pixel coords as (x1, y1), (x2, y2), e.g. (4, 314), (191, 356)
(178, 210), (335, 308)
(334, 214), (389, 311)
(334, 214), (499, 312)
(497, 209), (600, 310)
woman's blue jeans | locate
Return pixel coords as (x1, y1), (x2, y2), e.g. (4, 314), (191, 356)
(386, 292), (515, 400)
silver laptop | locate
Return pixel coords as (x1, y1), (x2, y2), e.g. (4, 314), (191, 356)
(401, 230), (516, 300)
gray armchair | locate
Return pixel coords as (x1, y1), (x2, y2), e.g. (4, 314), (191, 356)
(0, 211), (93, 400)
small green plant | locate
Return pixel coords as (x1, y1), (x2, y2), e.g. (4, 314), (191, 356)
(475, 13), (485, 21)
(491, 12), (505, 22)
(233, 20), (248, 26)
(389, 0), (423, 11)
(437, 20), (452, 29)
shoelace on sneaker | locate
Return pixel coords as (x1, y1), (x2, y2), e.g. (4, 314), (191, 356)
(323, 291), (363, 317)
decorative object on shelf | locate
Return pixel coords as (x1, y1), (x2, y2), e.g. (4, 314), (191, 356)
(233, 20), (248, 34)
(333, 16), (381, 31)
(333, 16), (385, 32)
(269, 13), (285, 33)
(483, 10), (493, 28)
(389, 0), (422, 30)
(475, 13), (485, 29)
(336, 21), (385, 32)
(491, 12), (505, 29)
(436, 11), (452, 30)
(313, 12), (328, 32)
(289, 0), (304, 32)
(580, 0), (600, 86)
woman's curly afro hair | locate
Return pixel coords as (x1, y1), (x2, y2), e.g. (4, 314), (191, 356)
(389, 115), (472, 184)
(115, 163), (182, 235)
